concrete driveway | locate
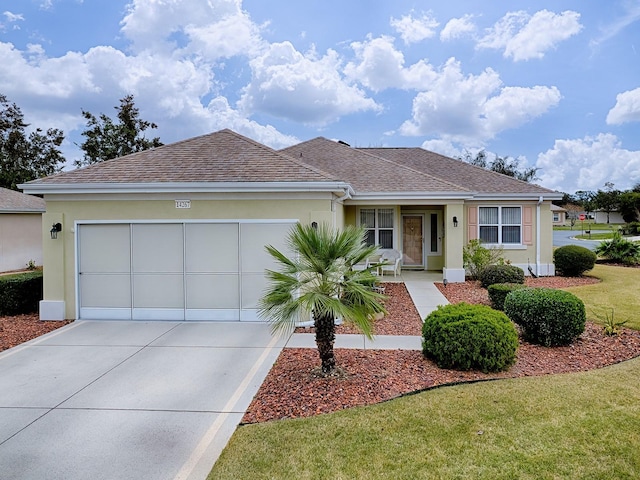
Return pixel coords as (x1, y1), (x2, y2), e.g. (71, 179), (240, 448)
(0, 320), (287, 480)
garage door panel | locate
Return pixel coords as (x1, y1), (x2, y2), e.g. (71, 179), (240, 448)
(185, 224), (238, 273)
(185, 274), (239, 309)
(240, 223), (292, 272)
(80, 274), (131, 308)
(132, 224), (184, 273)
(79, 224), (130, 273)
(133, 274), (184, 308)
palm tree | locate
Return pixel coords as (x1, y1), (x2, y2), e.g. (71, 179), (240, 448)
(259, 223), (386, 376)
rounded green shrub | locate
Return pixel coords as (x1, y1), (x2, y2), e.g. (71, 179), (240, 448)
(504, 288), (586, 346)
(422, 303), (518, 373)
(480, 264), (525, 288)
(488, 283), (528, 311)
(553, 245), (596, 277)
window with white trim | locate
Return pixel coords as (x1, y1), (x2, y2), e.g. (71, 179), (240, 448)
(479, 206), (521, 244)
(359, 208), (394, 248)
(553, 212), (560, 222)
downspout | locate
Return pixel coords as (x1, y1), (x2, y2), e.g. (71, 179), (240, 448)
(536, 195), (543, 276)
(332, 186), (354, 228)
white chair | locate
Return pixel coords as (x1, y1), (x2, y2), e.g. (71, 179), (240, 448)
(378, 249), (402, 277)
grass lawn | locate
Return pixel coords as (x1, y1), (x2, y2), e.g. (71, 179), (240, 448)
(554, 223), (623, 231)
(565, 264), (640, 330)
(210, 357), (640, 479)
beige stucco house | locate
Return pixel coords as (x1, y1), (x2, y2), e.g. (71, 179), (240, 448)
(20, 129), (561, 321)
(0, 187), (45, 272)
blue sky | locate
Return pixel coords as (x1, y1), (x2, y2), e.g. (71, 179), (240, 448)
(1, 0), (639, 194)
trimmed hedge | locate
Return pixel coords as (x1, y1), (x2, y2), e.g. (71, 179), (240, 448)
(0, 271), (43, 316)
(504, 288), (585, 347)
(488, 283), (528, 311)
(422, 303), (518, 373)
(553, 245), (596, 277)
(480, 264), (525, 288)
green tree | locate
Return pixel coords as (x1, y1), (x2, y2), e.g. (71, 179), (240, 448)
(594, 182), (620, 223)
(619, 191), (640, 223)
(76, 94), (162, 167)
(0, 94), (65, 190)
(575, 190), (597, 216)
(259, 223), (386, 375)
(460, 150), (539, 183)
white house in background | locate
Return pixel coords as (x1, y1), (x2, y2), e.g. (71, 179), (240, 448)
(0, 187), (45, 272)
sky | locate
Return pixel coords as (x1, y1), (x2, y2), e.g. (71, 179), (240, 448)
(1, 0), (639, 194)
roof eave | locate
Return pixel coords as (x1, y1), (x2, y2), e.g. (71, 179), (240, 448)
(471, 192), (563, 201)
(19, 181), (352, 196)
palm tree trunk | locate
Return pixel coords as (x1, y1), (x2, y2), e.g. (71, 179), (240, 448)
(314, 311), (336, 375)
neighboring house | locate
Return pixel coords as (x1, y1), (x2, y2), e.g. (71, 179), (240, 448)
(592, 210), (625, 224)
(0, 187), (45, 272)
(20, 129), (561, 321)
(551, 204), (567, 226)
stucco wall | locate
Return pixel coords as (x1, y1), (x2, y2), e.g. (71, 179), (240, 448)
(41, 193), (335, 319)
(464, 200), (555, 276)
(0, 213), (43, 272)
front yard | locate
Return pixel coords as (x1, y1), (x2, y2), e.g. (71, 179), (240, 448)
(210, 264), (640, 479)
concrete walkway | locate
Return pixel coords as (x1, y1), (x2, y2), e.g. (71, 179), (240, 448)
(289, 271), (449, 351)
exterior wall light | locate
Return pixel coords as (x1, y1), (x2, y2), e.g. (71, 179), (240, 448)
(50, 223), (62, 239)
(452, 216), (458, 227)
(311, 221), (318, 230)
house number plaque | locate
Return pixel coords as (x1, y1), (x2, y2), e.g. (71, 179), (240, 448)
(175, 200), (191, 209)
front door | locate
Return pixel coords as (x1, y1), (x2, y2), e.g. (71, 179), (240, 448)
(402, 215), (424, 267)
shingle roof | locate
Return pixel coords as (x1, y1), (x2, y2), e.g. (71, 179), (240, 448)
(361, 147), (557, 195)
(0, 187), (45, 213)
(281, 138), (469, 195)
(25, 129), (337, 185)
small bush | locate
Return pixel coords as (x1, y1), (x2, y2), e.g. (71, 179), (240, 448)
(553, 245), (596, 276)
(422, 303), (518, 373)
(0, 271), (43, 316)
(480, 264), (525, 288)
(462, 240), (505, 280)
(594, 232), (640, 265)
(504, 288), (586, 346)
(488, 283), (528, 311)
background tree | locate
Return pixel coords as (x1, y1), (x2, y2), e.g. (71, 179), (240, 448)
(0, 94), (65, 190)
(460, 150), (539, 183)
(76, 94), (162, 167)
(259, 223), (386, 376)
(594, 182), (620, 224)
(574, 190), (597, 217)
(619, 191), (640, 223)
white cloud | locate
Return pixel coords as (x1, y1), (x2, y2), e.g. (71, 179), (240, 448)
(239, 41), (380, 125)
(536, 134), (640, 192)
(399, 57), (561, 142)
(420, 138), (463, 158)
(477, 10), (582, 61)
(3, 11), (24, 22)
(440, 15), (476, 42)
(606, 87), (640, 125)
(120, 0), (263, 58)
(590, 2), (640, 48)
(390, 12), (439, 45)
(344, 35), (436, 92)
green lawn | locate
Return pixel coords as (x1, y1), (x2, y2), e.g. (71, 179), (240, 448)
(210, 357), (640, 479)
(565, 264), (640, 330)
(554, 223), (624, 231)
(209, 263), (640, 479)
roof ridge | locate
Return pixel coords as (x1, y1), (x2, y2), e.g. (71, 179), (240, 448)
(222, 130), (338, 181)
(350, 144), (471, 192)
(362, 146), (555, 193)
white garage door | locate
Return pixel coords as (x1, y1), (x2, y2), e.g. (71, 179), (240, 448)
(78, 222), (293, 321)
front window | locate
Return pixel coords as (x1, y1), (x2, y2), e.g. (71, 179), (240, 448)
(479, 206), (521, 244)
(360, 208), (394, 248)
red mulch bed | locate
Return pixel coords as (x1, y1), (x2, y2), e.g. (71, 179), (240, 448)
(0, 313), (72, 352)
(243, 275), (640, 424)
